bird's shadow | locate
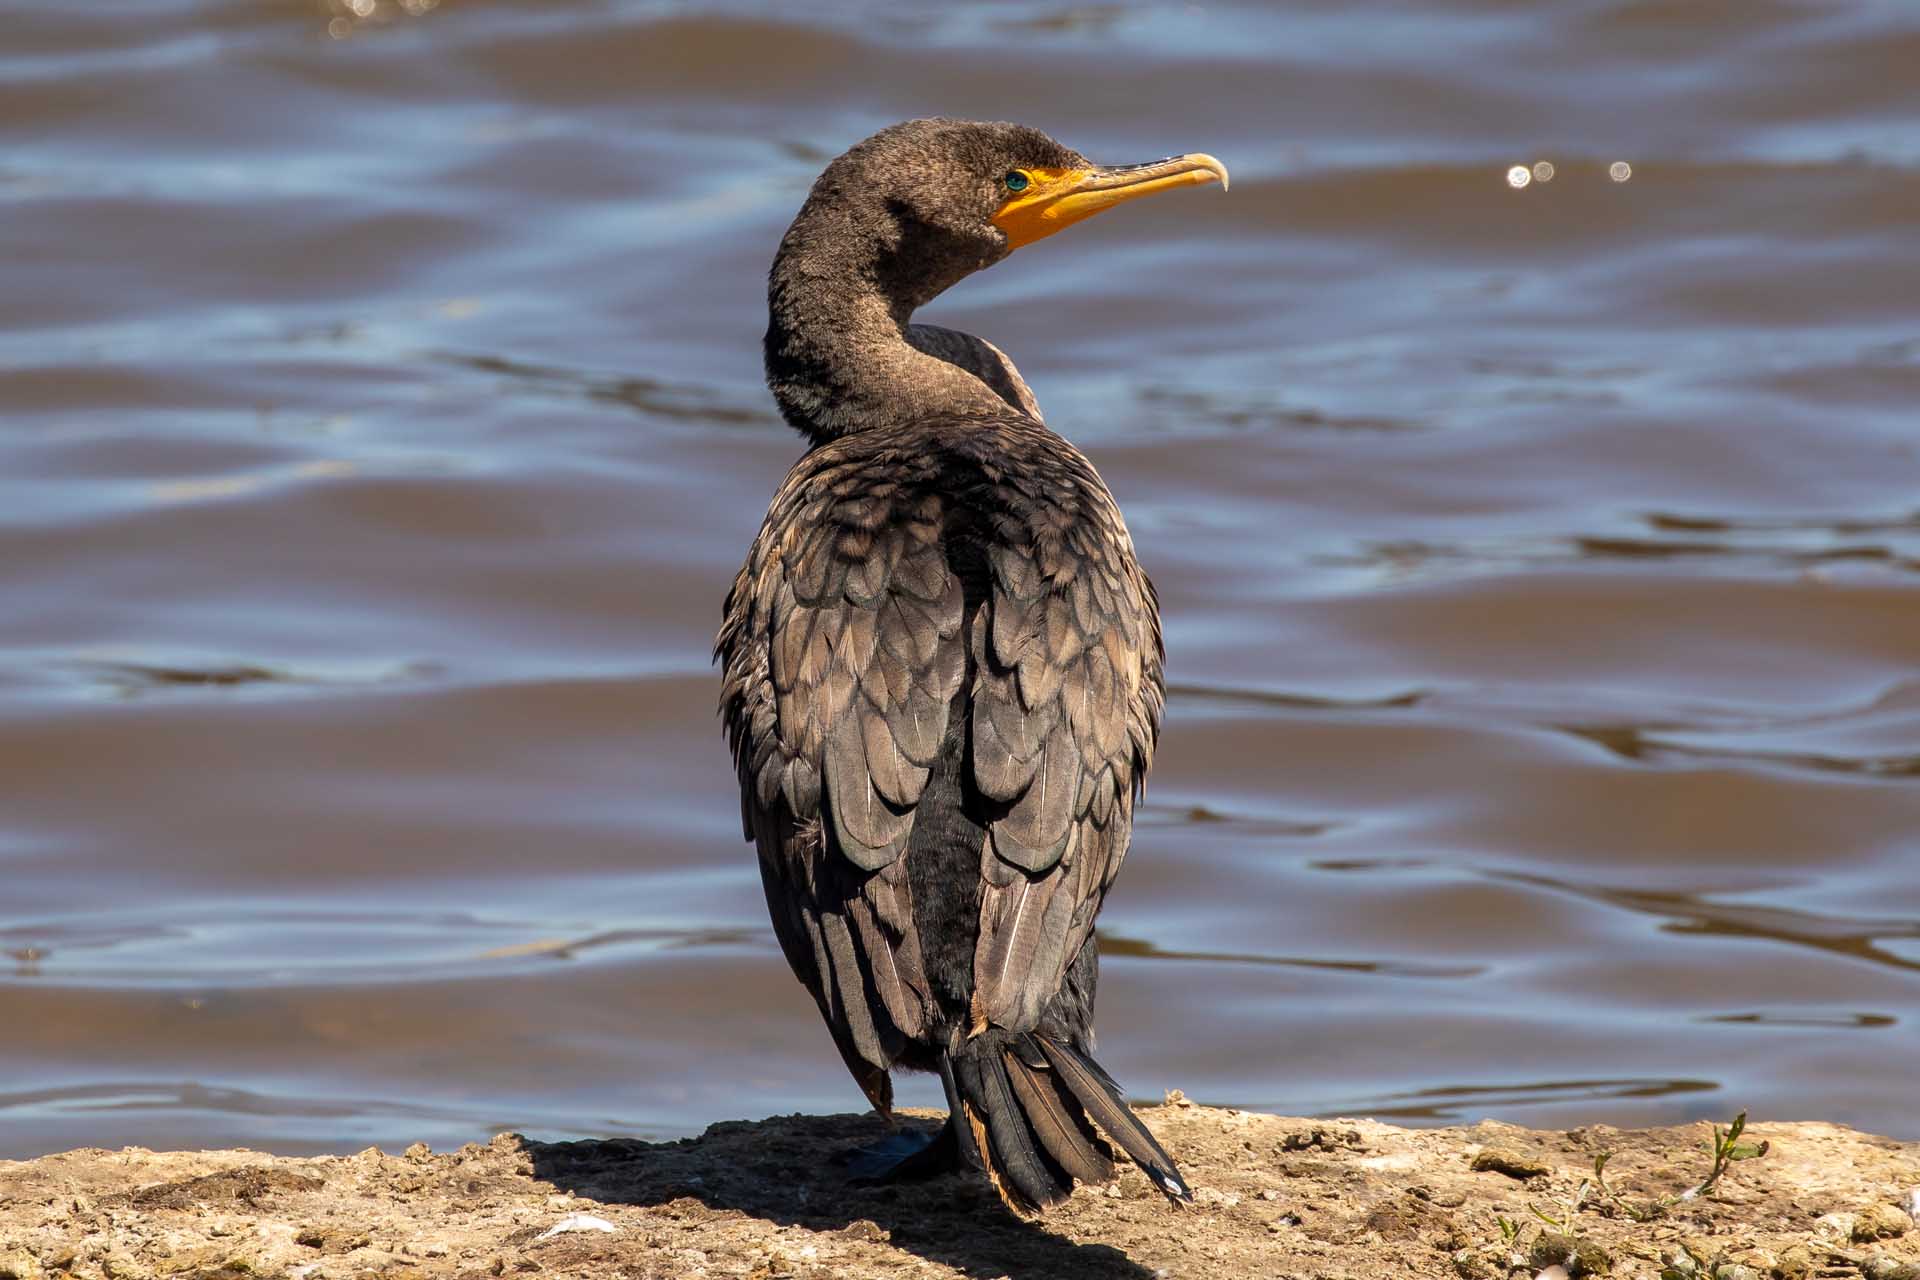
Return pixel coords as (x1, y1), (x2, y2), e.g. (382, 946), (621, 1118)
(523, 1111), (1155, 1279)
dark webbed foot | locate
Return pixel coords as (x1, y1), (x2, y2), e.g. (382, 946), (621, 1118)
(841, 1119), (962, 1185)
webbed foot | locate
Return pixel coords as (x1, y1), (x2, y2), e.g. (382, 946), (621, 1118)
(841, 1119), (961, 1184)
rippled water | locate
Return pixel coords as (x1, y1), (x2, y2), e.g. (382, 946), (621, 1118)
(3, 0), (1917, 1160)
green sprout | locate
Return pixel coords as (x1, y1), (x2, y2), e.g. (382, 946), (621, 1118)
(1592, 1111), (1771, 1223)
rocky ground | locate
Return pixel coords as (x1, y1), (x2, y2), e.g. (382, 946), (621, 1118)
(3, 1097), (1917, 1280)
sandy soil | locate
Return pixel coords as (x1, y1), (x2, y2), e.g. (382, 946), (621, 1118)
(3, 1099), (1916, 1279)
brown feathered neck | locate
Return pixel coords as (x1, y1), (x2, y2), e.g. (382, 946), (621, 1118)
(763, 120), (1081, 444)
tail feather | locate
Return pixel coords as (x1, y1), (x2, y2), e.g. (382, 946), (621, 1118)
(936, 1053), (987, 1173)
(945, 1031), (1189, 1215)
(1004, 1052), (1115, 1187)
(1034, 1033), (1191, 1203)
(953, 1050), (1070, 1212)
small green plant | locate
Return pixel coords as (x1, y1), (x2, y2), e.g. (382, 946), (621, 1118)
(1592, 1149), (1663, 1222)
(1496, 1213), (1521, 1247)
(1696, 1110), (1770, 1197)
(1528, 1173), (1593, 1233)
(1592, 1110), (1771, 1223)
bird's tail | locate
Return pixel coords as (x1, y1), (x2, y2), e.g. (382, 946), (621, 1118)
(939, 1030), (1191, 1214)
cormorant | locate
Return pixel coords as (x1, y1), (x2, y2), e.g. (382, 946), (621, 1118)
(717, 118), (1226, 1214)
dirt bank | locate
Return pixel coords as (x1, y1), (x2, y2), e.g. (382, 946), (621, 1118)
(3, 1099), (1916, 1279)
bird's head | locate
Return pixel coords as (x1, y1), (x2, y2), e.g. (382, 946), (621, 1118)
(783, 118), (1229, 314)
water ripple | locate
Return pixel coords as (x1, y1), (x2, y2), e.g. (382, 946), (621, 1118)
(1101, 932), (1485, 981)
(1323, 1077), (1720, 1123)
(1497, 872), (1920, 977)
(431, 351), (773, 428)
(5, 0), (1919, 1157)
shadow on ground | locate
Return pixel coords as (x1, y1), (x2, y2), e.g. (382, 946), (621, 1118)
(524, 1111), (1154, 1280)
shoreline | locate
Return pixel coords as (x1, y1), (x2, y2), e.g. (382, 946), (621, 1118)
(3, 1100), (1916, 1279)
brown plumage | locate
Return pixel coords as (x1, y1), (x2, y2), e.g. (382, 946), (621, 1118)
(715, 118), (1226, 1214)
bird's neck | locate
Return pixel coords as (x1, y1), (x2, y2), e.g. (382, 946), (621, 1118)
(765, 243), (1029, 444)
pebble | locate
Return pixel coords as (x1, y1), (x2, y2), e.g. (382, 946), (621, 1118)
(1540, 1231), (1613, 1278)
(1854, 1202), (1914, 1242)
(1470, 1148), (1551, 1180)
(1812, 1212), (1856, 1241)
(1677, 1235), (1718, 1266)
(1451, 1246), (1498, 1280)
(1773, 1243), (1814, 1280)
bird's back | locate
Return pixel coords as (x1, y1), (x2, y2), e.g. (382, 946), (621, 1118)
(717, 413), (1164, 1078)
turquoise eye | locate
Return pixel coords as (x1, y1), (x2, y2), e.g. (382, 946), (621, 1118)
(1003, 170), (1029, 192)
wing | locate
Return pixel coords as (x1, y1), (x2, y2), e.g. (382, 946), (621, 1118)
(719, 419), (1164, 1082)
(717, 443), (967, 1102)
(967, 431), (1165, 1036)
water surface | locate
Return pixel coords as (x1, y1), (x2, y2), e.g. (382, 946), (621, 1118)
(3, 0), (1918, 1158)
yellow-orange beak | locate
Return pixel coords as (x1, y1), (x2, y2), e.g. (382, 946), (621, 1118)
(991, 153), (1229, 250)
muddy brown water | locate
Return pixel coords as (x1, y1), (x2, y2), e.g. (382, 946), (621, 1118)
(2, 1), (1917, 1161)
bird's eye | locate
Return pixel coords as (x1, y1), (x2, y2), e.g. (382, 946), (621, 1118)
(1003, 170), (1030, 193)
